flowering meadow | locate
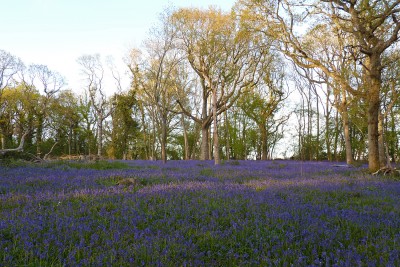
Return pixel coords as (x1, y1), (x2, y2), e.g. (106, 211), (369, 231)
(1, 160), (399, 266)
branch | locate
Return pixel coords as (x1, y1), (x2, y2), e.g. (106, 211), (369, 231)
(43, 141), (59, 160)
(0, 131), (29, 155)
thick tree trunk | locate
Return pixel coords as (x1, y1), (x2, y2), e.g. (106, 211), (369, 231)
(342, 109), (353, 165)
(339, 88), (353, 165)
(200, 124), (209, 160)
(368, 95), (380, 172)
(260, 126), (268, 161)
(366, 56), (381, 172)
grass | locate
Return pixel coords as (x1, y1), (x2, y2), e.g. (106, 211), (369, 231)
(0, 160), (399, 266)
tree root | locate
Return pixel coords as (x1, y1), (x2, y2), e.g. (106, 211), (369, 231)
(372, 167), (400, 176)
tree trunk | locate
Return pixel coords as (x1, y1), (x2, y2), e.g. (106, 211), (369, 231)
(181, 114), (190, 160)
(68, 124), (72, 156)
(368, 95), (380, 172)
(161, 114), (167, 164)
(224, 110), (230, 160)
(340, 87), (353, 165)
(97, 116), (103, 158)
(315, 89), (320, 160)
(342, 108), (353, 165)
(325, 87), (332, 161)
(260, 126), (268, 160)
(378, 113), (386, 167)
(36, 114), (44, 158)
(390, 111), (397, 163)
(200, 124), (209, 160)
(1, 135), (5, 150)
(366, 56), (381, 172)
(333, 109), (340, 161)
(212, 88), (220, 165)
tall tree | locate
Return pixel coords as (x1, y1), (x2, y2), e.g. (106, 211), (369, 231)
(172, 7), (268, 164)
(108, 90), (138, 159)
(237, 55), (288, 160)
(239, 0), (400, 171)
(0, 50), (25, 154)
(22, 64), (65, 157)
(0, 50), (23, 94)
(77, 54), (113, 158)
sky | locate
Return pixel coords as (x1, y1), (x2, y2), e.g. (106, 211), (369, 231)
(1, 0), (236, 94)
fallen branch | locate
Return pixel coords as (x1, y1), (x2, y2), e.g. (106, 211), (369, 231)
(0, 132), (29, 155)
(43, 141), (59, 160)
(332, 164), (353, 168)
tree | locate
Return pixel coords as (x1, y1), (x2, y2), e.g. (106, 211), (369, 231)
(239, 0), (400, 171)
(50, 90), (82, 157)
(138, 8), (182, 163)
(237, 55), (288, 160)
(22, 64), (65, 157)
(172, 7), (269, 164)
(0, 50), (23, 94)
(0, 50), (25, 155)
(77, 54), (113, 158)
(108, 90), (138, 159)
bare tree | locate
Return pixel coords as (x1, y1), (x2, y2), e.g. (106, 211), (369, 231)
(239, 0), (400, 171)
(0, 49), (24, 94)
(172, 7), (268, 164)
(77, 54), (113, 158)
(21, 64), (65, 157)
(0, 50), (25, 154)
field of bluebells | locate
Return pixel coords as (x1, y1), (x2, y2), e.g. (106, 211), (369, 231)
(1, 160), (399, 266)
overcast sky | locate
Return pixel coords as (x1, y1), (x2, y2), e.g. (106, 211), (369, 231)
(1, 0), (235, 94)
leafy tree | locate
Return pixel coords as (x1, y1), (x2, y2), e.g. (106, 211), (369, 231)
(108, 89), (139, 159)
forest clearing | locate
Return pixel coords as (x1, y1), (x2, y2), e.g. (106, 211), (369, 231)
(2, 1), (400, 265)
(1, 160), (399, 266)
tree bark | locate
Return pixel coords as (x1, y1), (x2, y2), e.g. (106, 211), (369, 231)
(342, 107), (353, 165)
(181, 114), (190, 160)
(212, 88), (220, 165)
(97, 114), (103, 158)
(366, 56), (382, 172)
(378, 113), (386, 167)
(260, 126), (268, 161)
(161, 114), (167, 164)
(36, 114), (44, 157)
(200, 124), (209, 160)
(224, 110), (231, 160)
(325, 87), (332, 161)
(340, 87), (353, 165)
